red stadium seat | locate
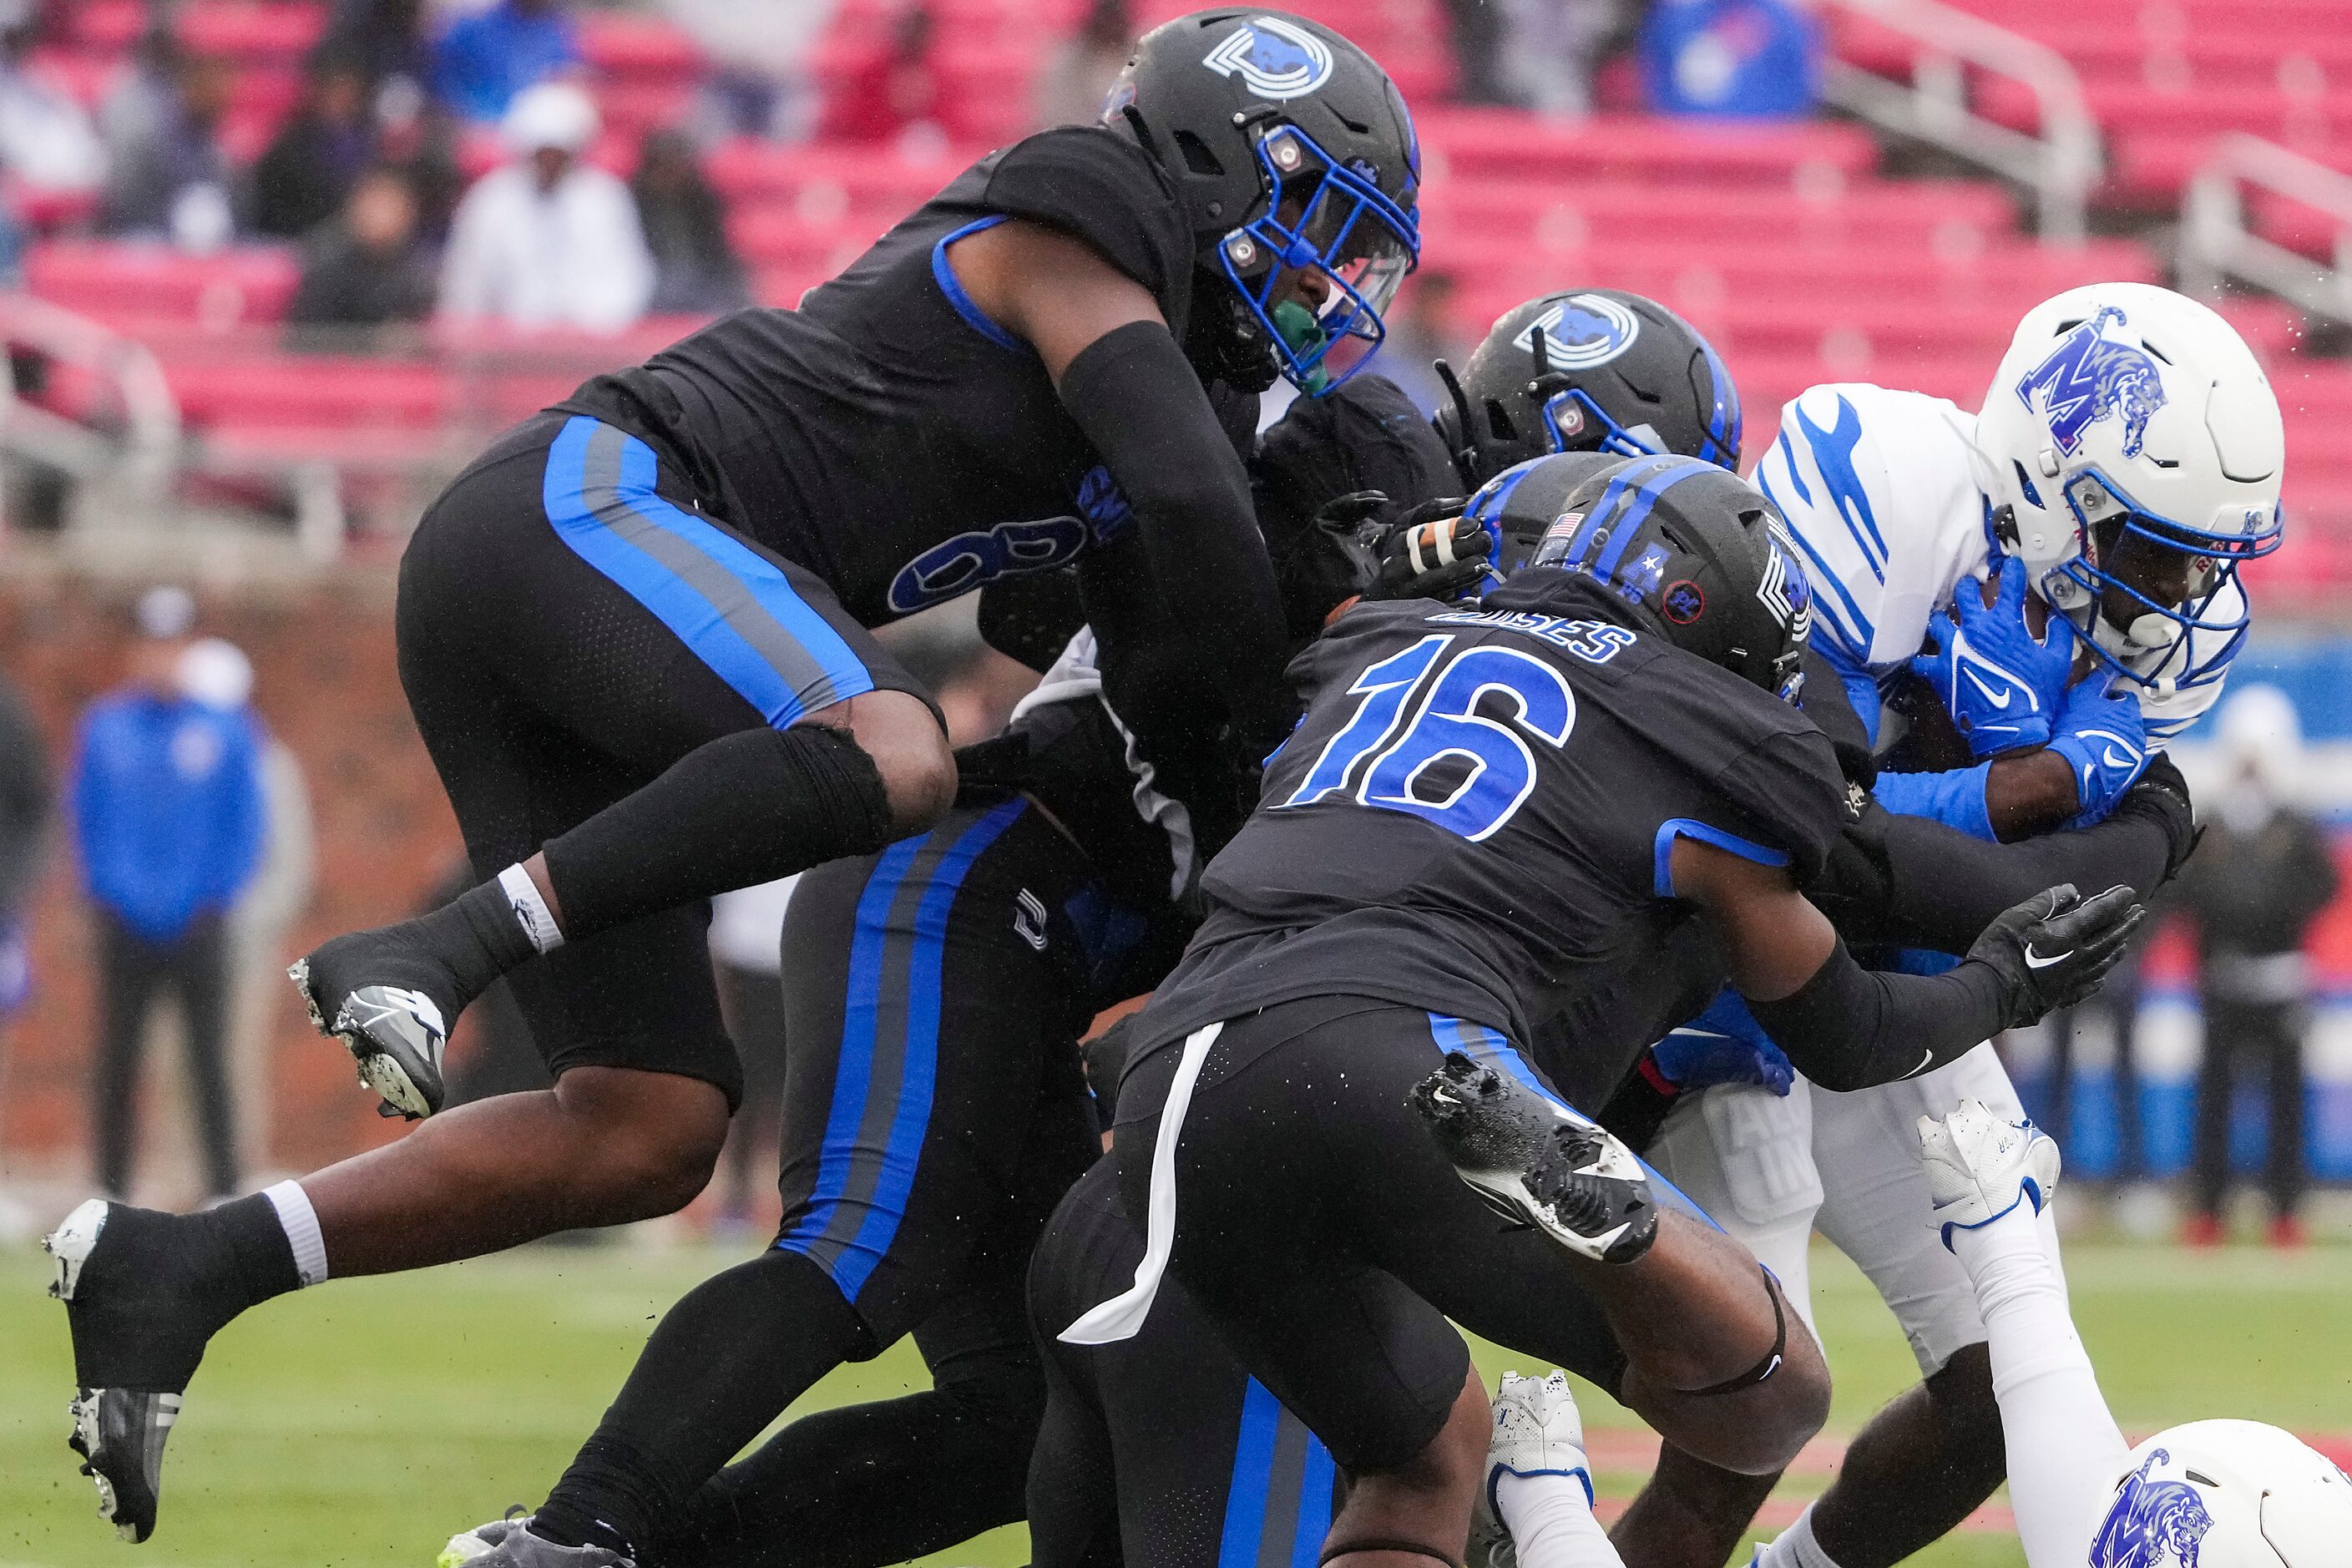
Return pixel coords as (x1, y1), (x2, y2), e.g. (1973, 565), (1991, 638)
(23, 243), (301, 329)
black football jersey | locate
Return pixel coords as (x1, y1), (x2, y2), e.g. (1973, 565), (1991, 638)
(1138, 572), (1849, 1051)
(559, 126), (1248, 627)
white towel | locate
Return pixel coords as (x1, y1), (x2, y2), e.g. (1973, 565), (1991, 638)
(1057, 1021), (1222, 1345)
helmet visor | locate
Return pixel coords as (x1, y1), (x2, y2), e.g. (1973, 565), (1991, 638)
(1226, 126), (1419, 394)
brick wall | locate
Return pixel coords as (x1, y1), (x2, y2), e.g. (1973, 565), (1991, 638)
(0, 571), (464, 1183)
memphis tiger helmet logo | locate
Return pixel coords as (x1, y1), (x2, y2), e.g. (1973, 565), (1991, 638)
(2014, 305), (2168, 461)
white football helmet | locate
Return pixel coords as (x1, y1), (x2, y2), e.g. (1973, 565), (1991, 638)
(2089, 1420), (2352, 1566)
(1976, 283), (2283, 695)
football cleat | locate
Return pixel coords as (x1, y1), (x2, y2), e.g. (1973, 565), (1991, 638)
(1410, 1051), (1657, 1264)
(1918, 1097), (2061, 1250)
(290, 953), (448, 1120)
(1470, 1369), (1594, 1568)
(438, 1517), (635, 1567)
(45, 1200), (181, 1543)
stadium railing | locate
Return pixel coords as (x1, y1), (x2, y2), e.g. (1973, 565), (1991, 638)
(2182, 132), (2352, 327)
(1813, 0), (2100, 245)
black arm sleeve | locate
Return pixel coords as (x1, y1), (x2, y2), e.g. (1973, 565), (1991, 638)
(1058, 321), (1292, 749)
(1746, 938), (2011, 1093)
(1815, 798), (2176, 956)
(977, 569), (1087, 674)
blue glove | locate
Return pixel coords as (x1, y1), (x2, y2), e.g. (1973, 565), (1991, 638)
(1650, 990), (1795, 1096)
(2046, 670), (2150, 827)
(1909, 560), (2076, 757)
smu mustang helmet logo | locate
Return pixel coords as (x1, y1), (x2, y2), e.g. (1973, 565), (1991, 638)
(1514, 294), (1641, 371)
(2015, 306), (2168, 460)
(1201, 16), (1334, 100)
(2090, 1450), (2214, 1568)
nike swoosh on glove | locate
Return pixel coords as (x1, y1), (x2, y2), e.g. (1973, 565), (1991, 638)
(1909, 560), (2076, 757)
(1369, 495), (1488, 601)
(2046, 670), (2151, 828)
(1966, 883), (2147, 1030)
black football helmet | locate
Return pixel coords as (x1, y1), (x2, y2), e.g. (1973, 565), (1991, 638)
(1434, 290), (1742, 488)
(1110, 10), (1420, 396)
(1479, 451), (1812, 701)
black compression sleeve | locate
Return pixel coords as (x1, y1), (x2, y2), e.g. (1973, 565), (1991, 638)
(1746, 938), (2012, 1093)
(1872, 807), (2172, 956)
(1059, 321), (1290, 747)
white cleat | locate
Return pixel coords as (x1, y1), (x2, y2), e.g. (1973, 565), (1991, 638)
(438, 1515), (631, 1567)
(1469, 1369), (1593, 1568)
(1919, 1096), (2061, 1250)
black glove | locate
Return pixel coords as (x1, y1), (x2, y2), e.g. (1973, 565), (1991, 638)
(1965, 883), (2147, 1030)
(1302, 488), (1391, 604)
(2109, 751), (2199, 882)
(1367, 495), (1485, 601)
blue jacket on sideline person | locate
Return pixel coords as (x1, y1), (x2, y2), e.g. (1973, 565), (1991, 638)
(71, 689), (266, 943)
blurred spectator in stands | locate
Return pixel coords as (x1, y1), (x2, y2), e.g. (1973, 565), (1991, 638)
(663, 0), (836, 142)
(0, 656), (48, 1242)
(440, 82), (652, 334)
(1035, 0), (1130, 129)
(1378, 271), (1466, 417)
(1444, 0), (1512, 104)
(71, 587), (266, 1202)
(0, 656), (49, 1023)
(97, 23), (180, 160)
(250, 50), (376, 240)
(324, 0), (432, 102)
(1641, 0), (1821, 119)
(373, 75), (463, 242)
(432, 0), (582, 128)
(2177, 684), (2337, 1249)
(0, 0), (104, 200)
(708, 876), (795, 1237)
(633, 129), (749, 316)
(822, 1), (944, 147)
(286, 166), (436, 345)
(182, 636), (313, 1184)
(99, 40), (239, 250)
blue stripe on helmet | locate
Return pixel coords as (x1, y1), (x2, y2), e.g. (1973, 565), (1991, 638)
(1591, 454), (1715, 582)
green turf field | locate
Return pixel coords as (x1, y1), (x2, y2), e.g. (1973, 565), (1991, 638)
(3, 1233), (2347, 1567)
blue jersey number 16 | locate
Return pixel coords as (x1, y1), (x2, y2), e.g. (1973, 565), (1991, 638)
(1280, 634), (1578, 842)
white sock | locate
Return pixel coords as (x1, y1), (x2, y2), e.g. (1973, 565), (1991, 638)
(1949, 1203), (2128, 1568)
(262, 1180), (329, 1287)
(1752, 1504), (1841, 1568)
(497, 863), (565, 954)
(1495, 1470), (1621, 1568)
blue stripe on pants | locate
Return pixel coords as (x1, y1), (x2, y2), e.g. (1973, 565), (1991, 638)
(1289, 1429), (1337, 1567)
(1219, 1378), (1282, 1567)
(776, 798), (1029, 1299)
(540, 415), (873, 726)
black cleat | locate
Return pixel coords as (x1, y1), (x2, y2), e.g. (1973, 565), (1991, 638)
(1410, 1051), (1658, 1265)
(290, 938), (451, 1120)
(45, 1200), (185, 1543)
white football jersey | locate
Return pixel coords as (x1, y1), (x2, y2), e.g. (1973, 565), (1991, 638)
(1752, 382), (2233, 744)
